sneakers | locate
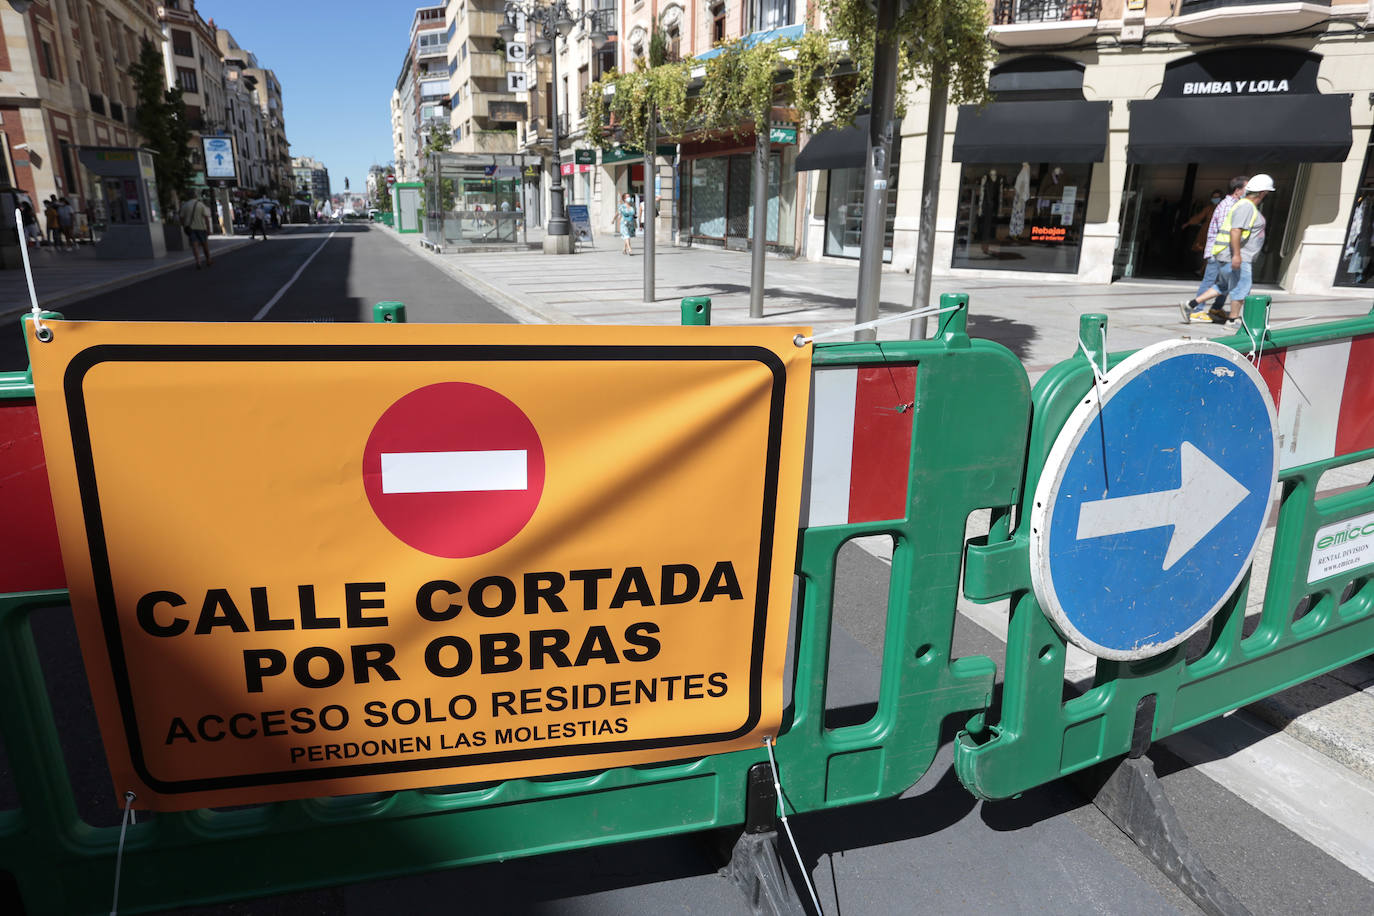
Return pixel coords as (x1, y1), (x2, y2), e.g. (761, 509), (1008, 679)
(1179, 299), (1197, 323)
(1190, 307), (1233, 325)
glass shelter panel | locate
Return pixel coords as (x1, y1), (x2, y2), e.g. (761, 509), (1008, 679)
(424, 151), (533, 248)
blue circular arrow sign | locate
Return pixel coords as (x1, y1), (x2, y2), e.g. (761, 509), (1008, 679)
(1029, 339), (1278, 660)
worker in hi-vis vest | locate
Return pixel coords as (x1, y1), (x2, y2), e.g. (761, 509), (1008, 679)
(1187, 173), (1275, 326)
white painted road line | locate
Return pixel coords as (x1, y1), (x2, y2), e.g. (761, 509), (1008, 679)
(380, 449), (528, 494)
(253, 229), (336, 321)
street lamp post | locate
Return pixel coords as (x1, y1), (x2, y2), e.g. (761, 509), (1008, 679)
(497, 1), (609, 254)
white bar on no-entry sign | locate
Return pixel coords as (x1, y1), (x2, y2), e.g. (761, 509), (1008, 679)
(381, 450), (528, 494)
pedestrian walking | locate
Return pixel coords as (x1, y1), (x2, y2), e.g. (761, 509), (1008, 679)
(250, 203), (267, 240)
(617, 193), (635, 255)
(178, 193), (214, 269)
(1188, 174), (1275, 325)
(43, 196), (60, 248)
(56, 198), (76, 249)
(19, 199), (40, 248)
(1179, 176), (1247, 322)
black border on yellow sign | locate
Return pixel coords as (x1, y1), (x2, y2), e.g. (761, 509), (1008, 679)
(64, 343), (788, 794)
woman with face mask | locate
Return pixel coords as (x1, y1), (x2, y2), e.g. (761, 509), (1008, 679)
(1182, 189), (1226, 270)
(617, 193), (636, 255)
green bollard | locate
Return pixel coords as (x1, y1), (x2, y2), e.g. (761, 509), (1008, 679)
(1078, 313), (1108, 373)
(680, 296), (711, 326)
(373, 301), (407, 323)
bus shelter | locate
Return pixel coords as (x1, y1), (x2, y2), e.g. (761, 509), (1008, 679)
(423, 151), (540, 250)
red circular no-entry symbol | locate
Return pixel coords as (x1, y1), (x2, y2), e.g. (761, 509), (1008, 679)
(362, 382), (546, 558)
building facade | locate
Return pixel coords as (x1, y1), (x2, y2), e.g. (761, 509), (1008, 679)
(445, 0), (523, 155)
(291, 156), (331, 204)
(391, 5), (446, 180)
(158, 0), (226, 192)
(391, 0), (1373, 294)
(216, 28), (278, 195)
(0, 0), (162, 219)
(803, 0), (1374, 299)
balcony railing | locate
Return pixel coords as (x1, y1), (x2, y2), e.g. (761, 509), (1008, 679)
(992, 0), (1101, 24)
(1179, 0), (1328, 12)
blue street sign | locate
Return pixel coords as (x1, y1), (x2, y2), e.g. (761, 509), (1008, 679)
(1029, 339), (1278, 660)
(202, 137), (236, 181)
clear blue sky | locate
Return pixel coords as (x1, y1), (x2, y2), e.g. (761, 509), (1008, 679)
(200, 0), (414, 194)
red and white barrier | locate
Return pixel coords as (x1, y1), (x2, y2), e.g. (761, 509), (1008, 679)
(804, 364), (917, 527)
(1257, 334), (1374, 470)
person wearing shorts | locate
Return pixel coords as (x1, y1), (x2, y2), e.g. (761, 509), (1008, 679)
(178, 194), (214, 269)
(1189, 174), (1273, 325)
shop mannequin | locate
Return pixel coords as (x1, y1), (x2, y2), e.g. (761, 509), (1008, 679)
(1037, 166), (1065, 202)
(1010, 163), (1031, 240)
(977, 168), (1005, 247)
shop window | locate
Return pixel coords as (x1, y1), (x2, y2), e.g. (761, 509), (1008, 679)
(1336, 139), (1374, 288)
(682, 153), (785, 245)
(953, 161), (1091, 274)
(824, 147), (900, 261)
(1114, 162), (1297, 286)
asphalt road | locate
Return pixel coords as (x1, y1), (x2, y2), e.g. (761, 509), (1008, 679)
(0, 223), (510, 370)
(5, 226), (1373, 914)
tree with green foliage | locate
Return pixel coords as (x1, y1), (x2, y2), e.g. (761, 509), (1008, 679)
(584, 0), (994, 151)
(373, 167), (396, 212)
(129, 38), (195, 212)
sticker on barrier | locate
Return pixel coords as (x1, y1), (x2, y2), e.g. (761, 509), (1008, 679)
(28, 320), (812, 809)
(1029, 339), (1278, 660)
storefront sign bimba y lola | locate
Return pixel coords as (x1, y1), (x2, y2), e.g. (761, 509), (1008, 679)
(1161, 46), (1321, 99)
(30, 320), (812, 809)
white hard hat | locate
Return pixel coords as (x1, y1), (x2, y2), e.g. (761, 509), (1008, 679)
(1246, 174), (1275, 193)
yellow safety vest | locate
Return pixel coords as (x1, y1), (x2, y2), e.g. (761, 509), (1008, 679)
(1211, 198), (1259, 258)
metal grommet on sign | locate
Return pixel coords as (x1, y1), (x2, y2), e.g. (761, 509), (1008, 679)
(33, 316), (53, 342)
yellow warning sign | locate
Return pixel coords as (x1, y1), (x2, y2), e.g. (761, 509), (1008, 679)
(30, 320), (812, 810)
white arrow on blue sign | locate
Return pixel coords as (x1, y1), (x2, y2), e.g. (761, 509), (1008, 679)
(1029, 339), (1278, 661)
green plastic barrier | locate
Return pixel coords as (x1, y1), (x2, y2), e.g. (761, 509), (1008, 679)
(0, 299), (1032, 913)
(956, 296), (1374, 800)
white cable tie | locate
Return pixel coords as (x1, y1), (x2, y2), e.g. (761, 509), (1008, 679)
(1267, 315), (1317, 330)
(1076, 338), (1108, 388)
(763, 736), (824, 915)
(15, 207), (50, 342)
(110, 790), (136, 915)
(793, 303), (962, 347)
(1243, 304), (1273, 367)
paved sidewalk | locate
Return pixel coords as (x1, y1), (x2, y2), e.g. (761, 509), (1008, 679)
(0, 234), (254, 320)
(384, 225), (1370, 382)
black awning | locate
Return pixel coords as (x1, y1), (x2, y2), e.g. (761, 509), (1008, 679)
(952, 100), (1110, 163)
(1128, 94), (1352, 163)
(795, 116), (869, 172)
